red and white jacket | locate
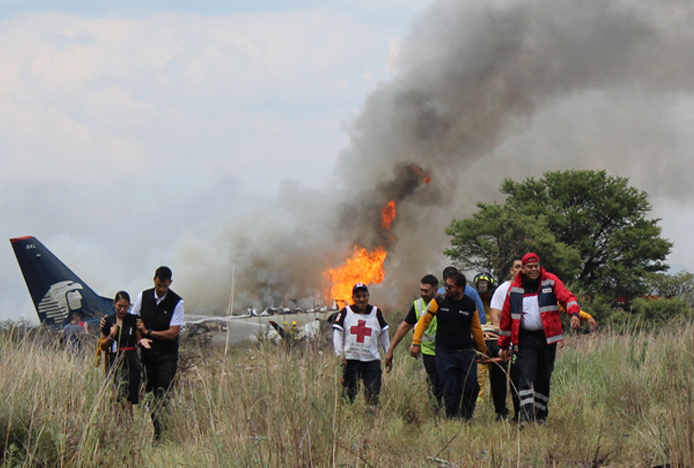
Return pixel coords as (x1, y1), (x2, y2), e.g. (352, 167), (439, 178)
(498, 269), (580, 349)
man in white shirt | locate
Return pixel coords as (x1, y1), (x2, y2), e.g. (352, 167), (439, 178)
(133, 266), (184, 441)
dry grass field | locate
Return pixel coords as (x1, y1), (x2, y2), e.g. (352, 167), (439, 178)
(0, 320), (691, 467)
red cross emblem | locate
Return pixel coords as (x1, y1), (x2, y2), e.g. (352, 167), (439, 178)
(350, 320), (372, 343)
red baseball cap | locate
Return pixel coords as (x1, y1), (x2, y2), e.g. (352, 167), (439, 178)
(522, 252), (540, 265)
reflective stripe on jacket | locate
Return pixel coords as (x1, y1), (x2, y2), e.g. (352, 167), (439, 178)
(498, 269), (580, 349)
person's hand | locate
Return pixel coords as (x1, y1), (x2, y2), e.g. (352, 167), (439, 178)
(100, 316), (107, 329)
(139, 338), (152, 349)
(136, 319), (146, 332)
(409, 344), (421, 359)
(588, 317), (598, 332)
(109, 324), (118, 339)
(385, 353), (393, 373)
(570, 315), (581, 330)
(499, 348), (509, 361)
(338, 356), (347, 367)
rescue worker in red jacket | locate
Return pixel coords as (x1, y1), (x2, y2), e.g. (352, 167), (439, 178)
(498, 252), (581, 424)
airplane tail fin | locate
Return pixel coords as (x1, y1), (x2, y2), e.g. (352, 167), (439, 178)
(10, 236), (113, 326)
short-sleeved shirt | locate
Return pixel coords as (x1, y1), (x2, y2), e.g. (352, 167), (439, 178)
(404, 305), (418, 325)
(490, 281), (512, 311)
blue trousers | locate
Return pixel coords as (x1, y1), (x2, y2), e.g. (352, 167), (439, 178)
(422, 353), (444, 409)
(435, 348), (479, 419)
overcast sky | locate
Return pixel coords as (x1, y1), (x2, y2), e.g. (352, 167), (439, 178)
(0, 0), (432, 321)
(2, 0), (693, 322)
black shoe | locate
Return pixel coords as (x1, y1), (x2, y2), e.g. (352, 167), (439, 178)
(495, 413), (508, 421)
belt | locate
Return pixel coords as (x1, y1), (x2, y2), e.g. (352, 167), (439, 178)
(118, 347), (137, 352)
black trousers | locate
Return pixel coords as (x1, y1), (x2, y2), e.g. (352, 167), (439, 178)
(516, 328), (556, 422)
(108, 350), (141, 405)
(485, 339), (509, 418)
(422, 353), (444, 408)
(435, 348), (479, 419)
(142, 355), (178, 439)
(510, 350), (521, 420)
(342, 360), (382, 405)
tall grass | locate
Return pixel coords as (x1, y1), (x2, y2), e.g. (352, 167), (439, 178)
(0, 320), (692, 467)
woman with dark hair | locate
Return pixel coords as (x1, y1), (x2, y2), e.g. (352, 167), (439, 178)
(100, 291), (148, 419)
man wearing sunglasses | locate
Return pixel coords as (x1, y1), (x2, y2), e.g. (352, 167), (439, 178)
(410, 272), (487, 420)
(498, 252), (581, 424)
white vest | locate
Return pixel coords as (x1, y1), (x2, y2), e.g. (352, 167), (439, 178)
(341, 305), (384, 361)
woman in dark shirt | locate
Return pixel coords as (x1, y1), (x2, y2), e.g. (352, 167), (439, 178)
(100, 291), (143, 420)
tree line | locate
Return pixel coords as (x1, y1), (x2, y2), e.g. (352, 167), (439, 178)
(445, 169), (693, 325)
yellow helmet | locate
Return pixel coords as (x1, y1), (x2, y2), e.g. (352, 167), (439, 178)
(291, 321), (297, 326)
(474, 272), (497, 293)
(283, 321), (288, 326)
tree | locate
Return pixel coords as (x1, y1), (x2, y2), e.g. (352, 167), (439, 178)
(645, 271), (694, 307)
(445, 204), (581, 282)
(445, 170), (672, 298)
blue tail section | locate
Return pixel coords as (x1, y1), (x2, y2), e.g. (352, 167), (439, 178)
(10, 236), (114, 326)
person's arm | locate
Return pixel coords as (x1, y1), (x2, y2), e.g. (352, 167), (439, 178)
(136, 299), (184, 341)
(135, 326), (152, 348)
(100, 332), (112, 351)
(169, 299), (185, 326)
(332, 328), (347, 367)
(99, 317), (115, 351)
(467, 287), (486, 324)
(498, 290), (513, 359)
(470, 309), (487, 355)
(332, 328), (344, 357)
(550, 274), (581, 330)
(375, 309), (391, 355)
(410, 300), (438, 358)
(136, 320), (181, 341)
(489, 283), (509, 327)
(379, 329), (391, 359)
(130, 292), (143, 316)
(385, 322), (414, 372)
(552, 274), (580, 314)
(559, 304), (598, 331)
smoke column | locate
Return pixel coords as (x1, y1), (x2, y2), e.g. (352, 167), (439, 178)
(180, 0), (694, 312)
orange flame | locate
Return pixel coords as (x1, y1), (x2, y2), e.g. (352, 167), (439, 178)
(381, 200), (396, 230)
(324, 246), (387, 306)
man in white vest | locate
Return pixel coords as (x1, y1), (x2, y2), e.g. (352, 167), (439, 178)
(332, 283), (391, 406)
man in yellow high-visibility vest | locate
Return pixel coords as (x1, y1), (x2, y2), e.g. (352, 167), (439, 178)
(385, 274), (442, 407)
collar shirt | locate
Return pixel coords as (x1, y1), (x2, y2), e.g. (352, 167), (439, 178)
(130, 290), (185, 327)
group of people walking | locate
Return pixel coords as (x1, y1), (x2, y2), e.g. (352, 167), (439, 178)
(90, 255), (593, 437)
(98, 266), (184, 440)
(332, 253), (597, 423)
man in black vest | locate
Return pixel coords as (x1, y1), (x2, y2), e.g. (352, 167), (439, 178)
(133, 266), (184, 441)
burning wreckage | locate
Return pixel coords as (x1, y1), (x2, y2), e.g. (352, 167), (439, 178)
(185, 164), (434, 346)
(11, 164), (432, 349)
